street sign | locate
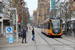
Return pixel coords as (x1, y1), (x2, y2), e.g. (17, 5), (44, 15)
(8, 8), (16, 10)
(6, 34), (13, 38)
(9, 37), (13, 43)
(6, 27), (13, 33)
(5, 26), (13, 43)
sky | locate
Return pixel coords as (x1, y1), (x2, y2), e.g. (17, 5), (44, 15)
(24, 0), (38, 16)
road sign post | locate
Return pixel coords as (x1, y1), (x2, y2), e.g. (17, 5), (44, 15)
(5, 26), (13, 43)
(8, 8), (18, 42)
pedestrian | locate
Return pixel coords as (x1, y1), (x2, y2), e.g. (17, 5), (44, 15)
(22, 28), (27, 43)
(73, 27), (75, 37)
(32, 28), (35, 41)
(26, 27), (28, 32)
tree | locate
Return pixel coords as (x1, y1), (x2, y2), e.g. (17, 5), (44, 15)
(11, 0), (30, 29)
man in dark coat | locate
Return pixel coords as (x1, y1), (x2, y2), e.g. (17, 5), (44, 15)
(73, 27), (75, 37)
(32, 28), (35, 41)
(22, 28), (27, 43)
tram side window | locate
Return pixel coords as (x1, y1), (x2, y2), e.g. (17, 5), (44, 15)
(45, 23), (47, 29)
(43, 24), (44, 28)
(44, 23), (45, 29)
(47, 22), (48, 29)
(44, 23), (46, 29)
(41, 24), (44, 28)
(41, 24), (42, 28)
(41, 24), (43, 28)
(48, 22), (50, 29)
(44, 22), (49, 29)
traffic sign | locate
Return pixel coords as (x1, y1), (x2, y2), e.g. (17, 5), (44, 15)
(5, 26), (13, 44)
(9, 37), (13, 43)
(6, 27), (13, 33)
(6, 34), (13, 38)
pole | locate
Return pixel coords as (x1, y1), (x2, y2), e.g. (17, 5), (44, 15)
(16, 9), (18, 42)
(54, 9), (56, 17)
(65, 2), (68, 34)
(22, 7), (23, 33)
(12, 11), (14, 43)
(69, 1), (72, 31)
(60, 5), (61, 17)
(8, 8), (18, 42)
(10, 14), (13, 26)
(12, 12), (14, 31)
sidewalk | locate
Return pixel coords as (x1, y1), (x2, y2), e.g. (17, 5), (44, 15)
(0, 30), (31, 47)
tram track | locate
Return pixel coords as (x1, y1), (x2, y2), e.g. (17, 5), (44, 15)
(36, 28), (75, 50)
(27, 30), (37, 50)
(34, 39), (37, 50)
(52, 38), (75, 49)
(61, 38), (75, 43)
(36, 31), (56, 50)
(36, 31), (75, 50)
(42, 32), (75, 49)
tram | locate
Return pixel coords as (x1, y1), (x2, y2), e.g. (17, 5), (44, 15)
(41, 17), (63, 37)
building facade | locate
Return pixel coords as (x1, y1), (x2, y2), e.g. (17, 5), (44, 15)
(33, 10), (37, 27)
(0, 0), (11, 37)
(0, 0), (3, 37)
(0, 0), (29, 37)
(37, 0), (50, 26)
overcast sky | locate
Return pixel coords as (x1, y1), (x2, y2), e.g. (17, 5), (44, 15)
(24, 0), (38, 16)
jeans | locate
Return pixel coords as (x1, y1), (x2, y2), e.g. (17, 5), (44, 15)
(74, 33), (75, 37)
(22, 37), (26, 43)
(32, 34), (35, 41)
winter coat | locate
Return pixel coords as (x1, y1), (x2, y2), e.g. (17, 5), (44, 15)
(32, 29), (35, 35)
(73, 27), (75, 32)
(23, 30), (26, 37)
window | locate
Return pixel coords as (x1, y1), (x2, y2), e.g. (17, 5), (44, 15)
(55, 0), (59, 3)
(48, 22), (50, 29)
(0, 2), (2, 12)
(40, 5), (42, 7)
(20, 0), (23, 1)
(43, 22), (50, 29)
(51, 20), (61, 29)
(40, 4), (44, 8)
(40, 0), (44, 2)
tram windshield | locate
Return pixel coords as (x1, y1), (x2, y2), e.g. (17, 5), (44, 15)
(51, 20), (61, 29)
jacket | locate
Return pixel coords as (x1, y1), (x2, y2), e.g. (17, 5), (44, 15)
(32, 30), (35, 35)
(23, 30), (26, 37)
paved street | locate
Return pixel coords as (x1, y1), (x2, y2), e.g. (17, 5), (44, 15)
(0, 28), (75, 50)
(1, 0), (75, 50)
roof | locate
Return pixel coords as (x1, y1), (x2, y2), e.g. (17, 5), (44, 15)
(41, 17), (61, 24)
